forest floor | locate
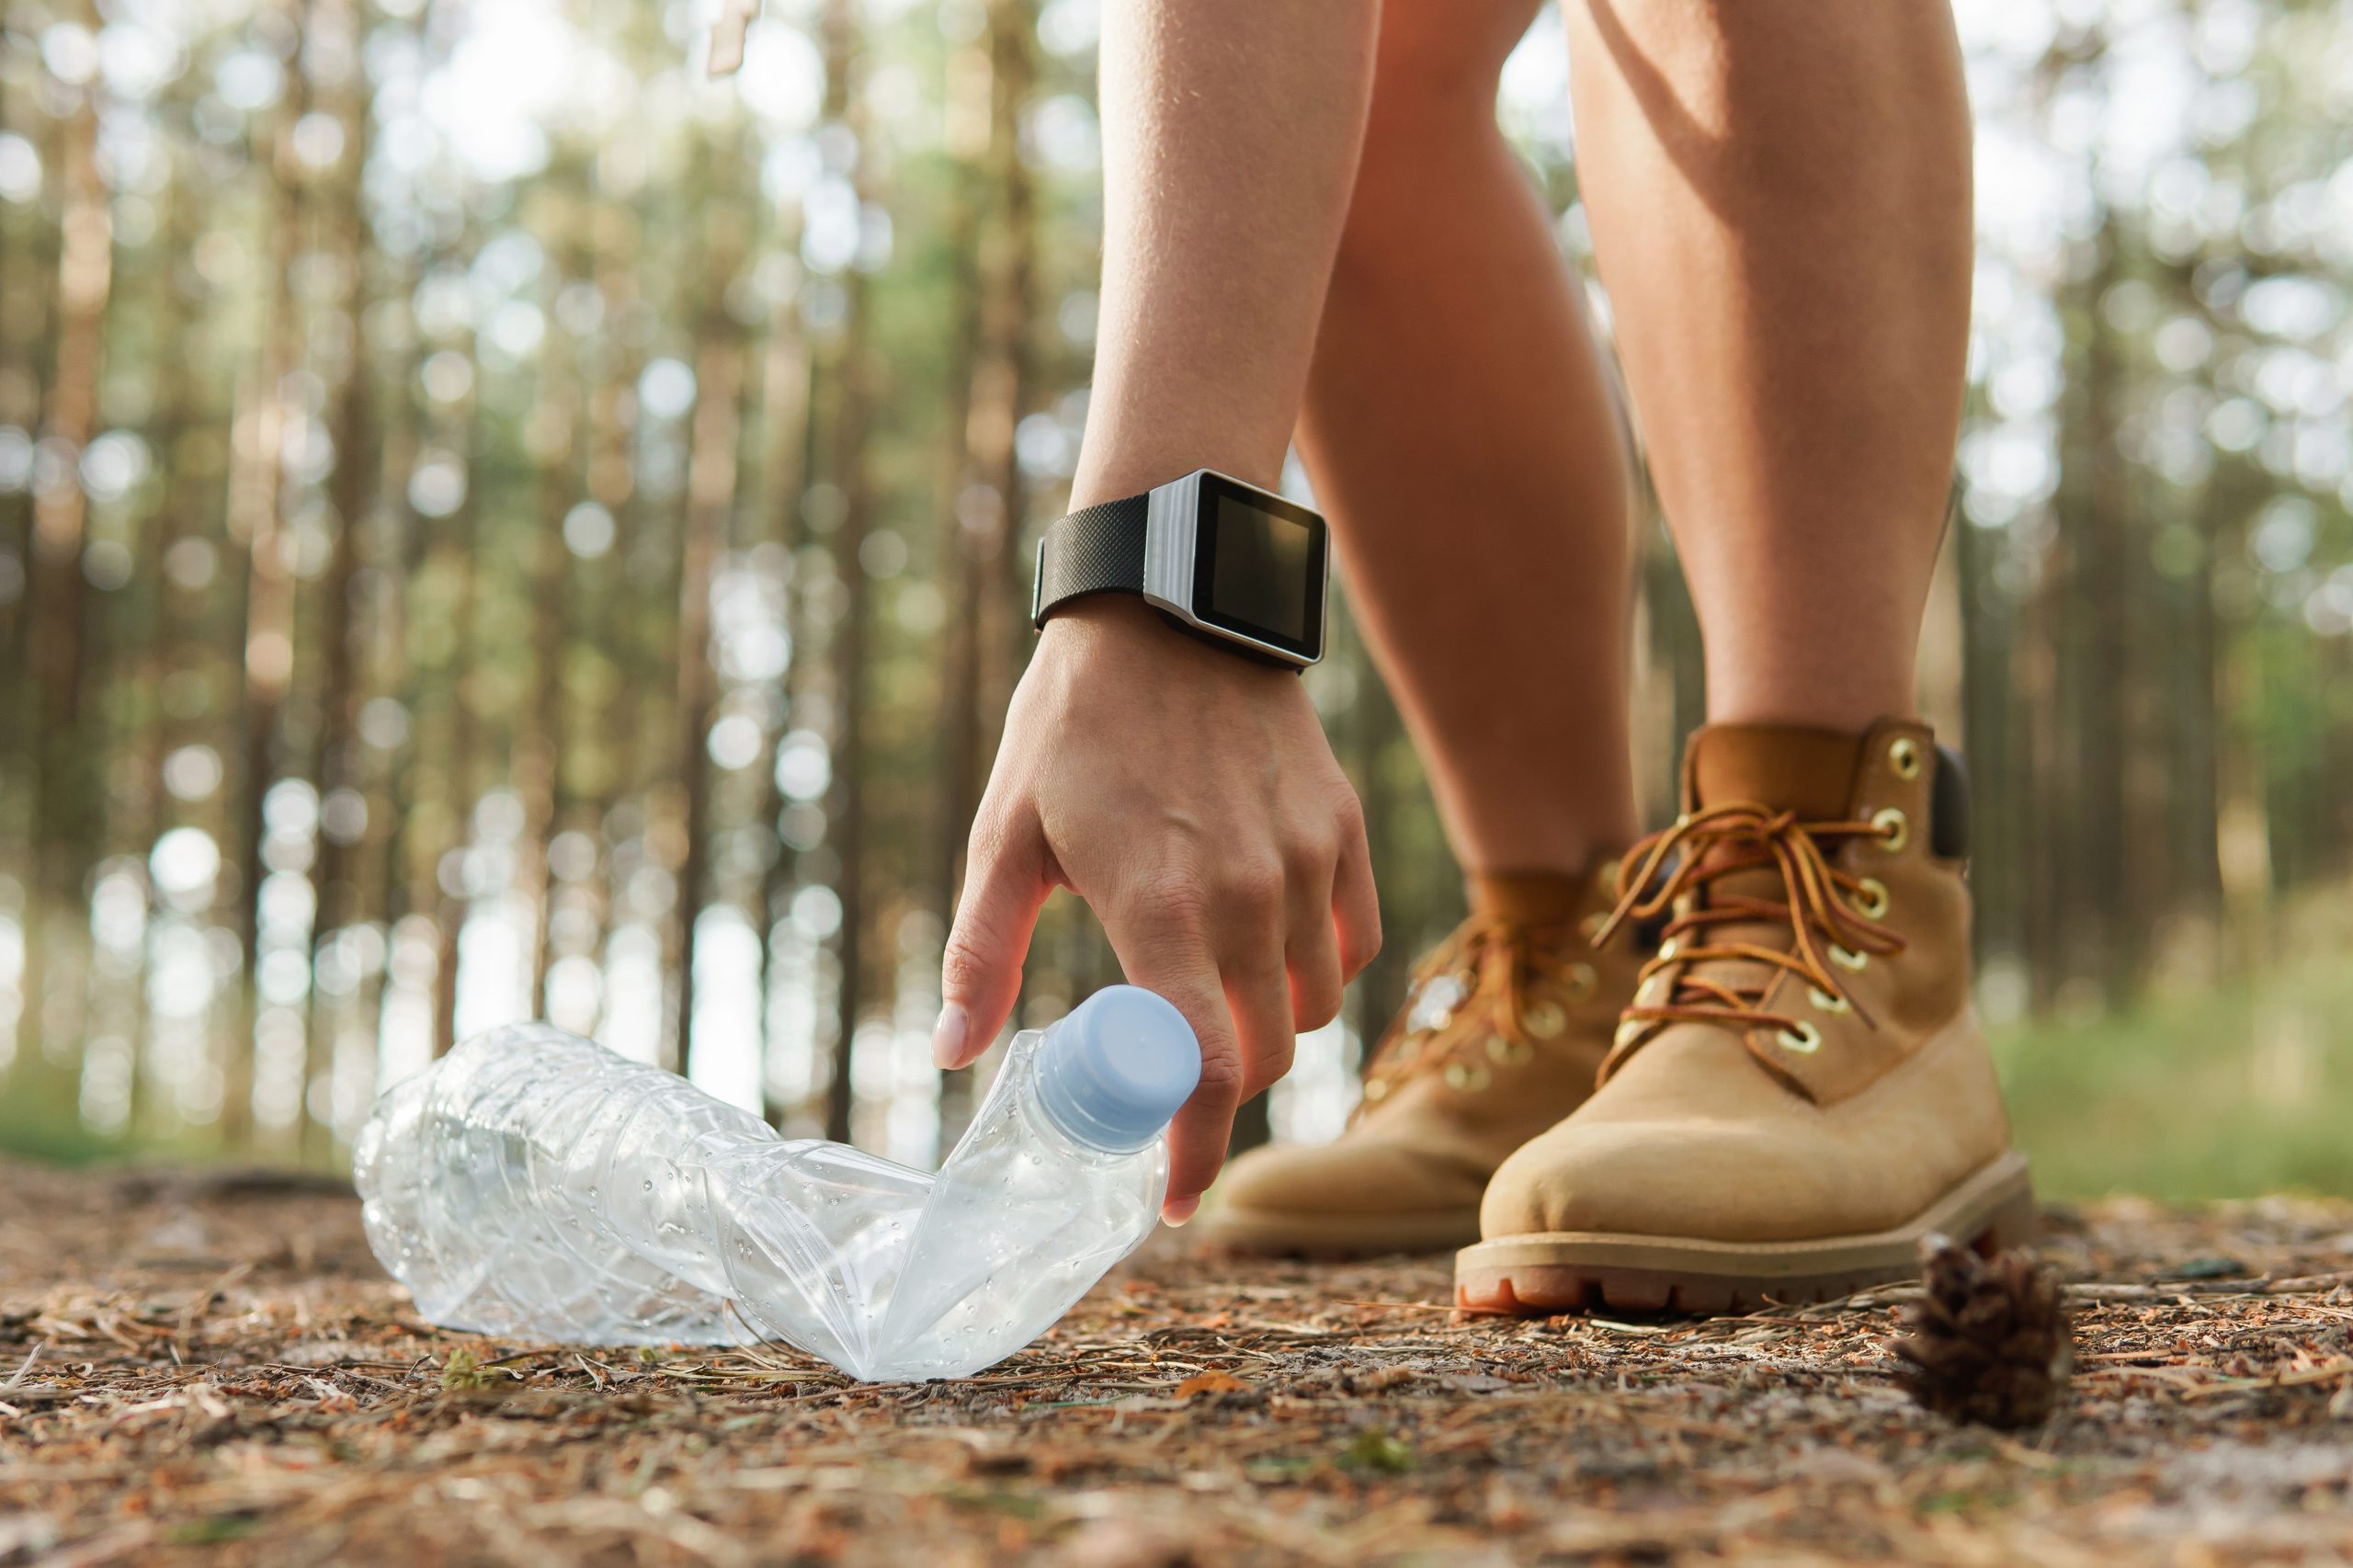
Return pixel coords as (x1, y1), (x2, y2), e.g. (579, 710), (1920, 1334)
(1, 1159), (2350, 1567)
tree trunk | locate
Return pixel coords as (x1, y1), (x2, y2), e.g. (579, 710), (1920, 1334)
(517, 159), (591, 1023)
(674, 184), (749, 1083)
(430, 379), (483, 1061)
(936, 0), (1037, 1134)
(17, 0), (112, 1111)
(751, 259), (813, 1127)
(226, 0), (314, 1142)
(821, 0), (875, 1145)
(302, 35), (379, 1157)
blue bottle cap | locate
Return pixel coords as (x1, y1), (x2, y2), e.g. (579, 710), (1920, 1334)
(1034, 985), (1201, 1152)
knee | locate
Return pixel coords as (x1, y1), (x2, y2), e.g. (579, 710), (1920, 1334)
(1364, 0), (1540, 134)
(1342, 0), (1535, 244)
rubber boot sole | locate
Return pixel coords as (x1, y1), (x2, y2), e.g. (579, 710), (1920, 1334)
(1452, 1150), (2036, 1316)
(1193, 1205), (1483, 1261)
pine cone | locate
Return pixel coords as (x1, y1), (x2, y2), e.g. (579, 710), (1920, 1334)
(1892, 1232), (2073, 1429)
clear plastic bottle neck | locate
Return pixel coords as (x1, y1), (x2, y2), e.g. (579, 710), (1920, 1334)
(1009, 1046), (1138, 1163)
(1026, 986), (1199, 1153)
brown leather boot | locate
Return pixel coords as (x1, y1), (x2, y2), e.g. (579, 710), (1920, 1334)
(1198, 862), (1646, 1258)
(1457, 721), (2033, 1314)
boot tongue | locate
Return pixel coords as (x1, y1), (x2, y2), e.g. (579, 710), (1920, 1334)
(1668, 725), (1870, 1005)
(1687, 724), (1866, 818)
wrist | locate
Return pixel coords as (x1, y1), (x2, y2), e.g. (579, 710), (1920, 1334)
(1036, 593), (1162, 645)
(1038, 597), (1288, 685)
(1037, 595), (1188, 661)
(1068, 447), (1284, 515)
(1033, 470), (1328, 669)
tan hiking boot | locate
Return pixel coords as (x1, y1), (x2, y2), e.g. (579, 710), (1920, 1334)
(1198, 863), (1647, 1258)
(1457, 721), (2034, 1314)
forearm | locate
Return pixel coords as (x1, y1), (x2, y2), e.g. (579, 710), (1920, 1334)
(1074, 0), (1378, 506)
(940, 4), (1381, 1211)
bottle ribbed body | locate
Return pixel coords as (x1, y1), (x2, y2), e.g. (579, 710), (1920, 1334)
(352, 1013), (1173, 1380)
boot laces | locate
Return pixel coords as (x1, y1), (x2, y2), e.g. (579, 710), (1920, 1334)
(1592, 802), (1905, 1040)
(1357, 913), (1592, 1108)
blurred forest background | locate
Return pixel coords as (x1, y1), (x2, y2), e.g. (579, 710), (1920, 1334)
(3, 0), (2351, 1198)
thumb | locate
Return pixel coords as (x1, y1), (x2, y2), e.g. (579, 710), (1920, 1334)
(934, 809), (1051, 1069)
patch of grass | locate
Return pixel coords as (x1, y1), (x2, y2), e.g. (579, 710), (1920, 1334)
(1993, 937), (2353, 1201)
(1341, 1430), (1415, 1474)
(0, 1076), (118, 1166)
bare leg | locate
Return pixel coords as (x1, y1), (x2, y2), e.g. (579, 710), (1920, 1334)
(1300, 0), (1640, 877)
(1450, 2), (1996, 1313)
(1563, 0), (1973, 728)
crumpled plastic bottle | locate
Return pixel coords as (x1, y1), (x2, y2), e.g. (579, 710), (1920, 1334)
(351, 986), (1200, 1381)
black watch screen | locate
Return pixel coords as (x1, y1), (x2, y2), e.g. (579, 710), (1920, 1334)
(1188, 472), (1328, 663)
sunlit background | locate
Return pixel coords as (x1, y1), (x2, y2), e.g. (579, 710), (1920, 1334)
(2, 0), (2350, 1197)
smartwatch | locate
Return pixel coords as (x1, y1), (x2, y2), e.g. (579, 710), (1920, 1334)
(1029, 469), (1329, 668)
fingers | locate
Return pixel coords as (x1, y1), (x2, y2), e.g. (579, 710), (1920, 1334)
(1223, 944), (1296, 1103)
(1331, 793), (1382, 981)
(1206, 845), (1296, 1104)
(1281, 833), (1345, 1033)
(1208, 950), (1293, 1217)
(1100, 900), (1242, 1221)
(1285, 903), (1345, 1034)
(934, 807), (1051, 1070)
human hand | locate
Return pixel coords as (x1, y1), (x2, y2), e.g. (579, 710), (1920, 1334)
(932, 596), (1381, 1221)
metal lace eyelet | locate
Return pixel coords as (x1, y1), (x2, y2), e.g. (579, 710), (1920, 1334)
(1889, 737), (1922, 779)
(1563, 963), (1597, 1002)
(1361, 1077), (1389, 1102)
(1579, 912), (1608, 939)
(1830, 944), (1869, 972)
(1598, 858), (1622, 889)
(1808, 987), (1850, 1016)
(1852, 877), (1890, 920)
(1443, 1062), (1492, 1092)
(1523, 1001), (1568, 1040)
(1776, 1021), (1824, 1054)
(1871, 807), (1910, 854)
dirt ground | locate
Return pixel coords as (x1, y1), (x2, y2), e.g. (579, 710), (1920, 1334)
(1, 1158), (2350, 1567)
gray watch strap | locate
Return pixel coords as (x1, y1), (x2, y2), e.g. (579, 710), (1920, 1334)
(1030, 494), (1152, 629)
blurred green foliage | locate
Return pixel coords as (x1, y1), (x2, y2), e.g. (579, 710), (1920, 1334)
(1996, 898), (2353, 1202)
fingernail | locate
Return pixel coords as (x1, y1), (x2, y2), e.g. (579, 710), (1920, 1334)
(930, 1005), (969, 1070)
(1162, 1196), (1199, 1228)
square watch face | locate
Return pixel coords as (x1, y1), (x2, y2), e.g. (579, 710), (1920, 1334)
(1188, 472), (1327, 661)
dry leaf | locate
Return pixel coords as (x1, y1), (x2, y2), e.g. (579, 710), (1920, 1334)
(1173, 1370), (1247, 1399)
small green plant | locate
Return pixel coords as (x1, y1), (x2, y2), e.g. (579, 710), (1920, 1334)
(439, 1348), (491, 1392)
(1341, 1429), (1415, 1474)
